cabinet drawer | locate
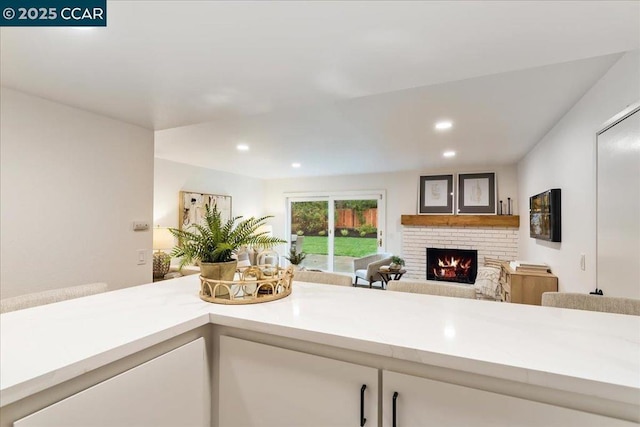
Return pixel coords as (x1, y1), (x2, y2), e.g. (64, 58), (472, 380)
(382, 371), (635, 427)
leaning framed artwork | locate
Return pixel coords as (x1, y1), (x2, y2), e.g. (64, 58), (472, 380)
(179, 191), (232, 230)
(457, 172), (496, 214)
(418, 174), (454, 214)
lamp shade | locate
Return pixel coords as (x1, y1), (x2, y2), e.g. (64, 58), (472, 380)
(153, 227), (175, 250)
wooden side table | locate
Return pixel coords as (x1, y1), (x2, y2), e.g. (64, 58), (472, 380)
(500, 262), (558, 305)
(378, 269), (406, 289)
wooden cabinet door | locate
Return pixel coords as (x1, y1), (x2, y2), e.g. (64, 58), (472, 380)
(382, 370), (634, 427)
(15, 338), (208, 427)
(219, 336), (378, 427)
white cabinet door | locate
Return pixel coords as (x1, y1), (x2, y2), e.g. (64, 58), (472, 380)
(382, 370), (635, 427)
(219, 336), (378, 427)
(15, 338), (208, 427)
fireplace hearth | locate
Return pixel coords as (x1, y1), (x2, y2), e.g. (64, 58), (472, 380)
(426, 248), (478, 284)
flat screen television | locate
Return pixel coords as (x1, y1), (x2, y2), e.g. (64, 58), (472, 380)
(529, 189), (561, 242)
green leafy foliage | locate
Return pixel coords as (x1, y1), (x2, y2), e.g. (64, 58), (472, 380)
(291, 200), (378, 235)
(169, 204), (285, 268)
(284, 247), (307, 265)
(340, 229), (349, 236)
(291, 201), (328, 235)
(357, 223), (377, 235)
(391, 256), (405, 266)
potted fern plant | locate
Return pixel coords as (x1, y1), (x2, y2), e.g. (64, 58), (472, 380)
(169, 204), (285, 296)
(284, 247), (307, 269)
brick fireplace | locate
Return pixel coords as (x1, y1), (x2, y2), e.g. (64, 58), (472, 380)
(401, 215), (519, 281)
(426, 247), (478, 284)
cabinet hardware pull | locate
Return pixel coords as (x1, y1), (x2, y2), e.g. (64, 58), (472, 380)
(392, 391), (399, 427)
(360, 384), (367, 426)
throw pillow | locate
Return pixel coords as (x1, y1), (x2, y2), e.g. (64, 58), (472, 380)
(475, 266), (502, 300)
(484, 257), (503, 269)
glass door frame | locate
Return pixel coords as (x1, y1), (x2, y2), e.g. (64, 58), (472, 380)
(285, 190), (386, 272)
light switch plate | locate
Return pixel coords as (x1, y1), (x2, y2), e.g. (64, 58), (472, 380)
(133, 221), (150, 231)
(137, 250), (146, 265)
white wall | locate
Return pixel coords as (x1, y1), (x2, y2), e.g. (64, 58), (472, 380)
(1, 88), (154, 298)
(517, 50), (640, 294)
(264, 165), (518, 256)
(153, 158), (266, 228)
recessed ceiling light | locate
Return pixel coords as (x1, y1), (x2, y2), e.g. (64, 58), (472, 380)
(435, 121), (453, 130)
(291, 162), (301, 168)
(236, 144), (249, 151)
(443, 151), (456, 158)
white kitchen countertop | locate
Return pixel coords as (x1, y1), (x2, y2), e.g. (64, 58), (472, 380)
(1, 275), (639, 407)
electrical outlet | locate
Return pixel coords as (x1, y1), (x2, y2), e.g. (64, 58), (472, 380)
(580, 254), (586, 271)
(137, 250), (146, 265)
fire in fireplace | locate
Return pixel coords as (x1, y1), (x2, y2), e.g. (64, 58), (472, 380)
(426, 248), (478, 284)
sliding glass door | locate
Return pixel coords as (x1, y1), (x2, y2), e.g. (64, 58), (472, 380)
(332, 197), (381, 273)
(287, 192), (385, 273)
(289, 199), (330, 271)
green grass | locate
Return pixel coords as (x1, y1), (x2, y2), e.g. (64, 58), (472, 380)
(301, 236), (377, 257)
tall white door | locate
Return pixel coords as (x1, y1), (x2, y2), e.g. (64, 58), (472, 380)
(219, 336), (378, 427)
(597, 106), (640, 298)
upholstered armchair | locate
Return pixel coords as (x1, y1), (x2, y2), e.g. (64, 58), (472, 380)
(294, 271), (352, 287)
(542, 292), (640, 316)
(387, 280), (476, 299)
(353, 252), (393, 287)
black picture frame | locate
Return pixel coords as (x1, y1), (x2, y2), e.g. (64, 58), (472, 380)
(419, 174), (454, 214)
(529, 188), (561, 242)
(457, 172), (496, 214)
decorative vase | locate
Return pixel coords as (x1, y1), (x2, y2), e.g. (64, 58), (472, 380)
(389, 263), (400, 271)
(153, 252), (171, 279)
(200, 260), (238, 298)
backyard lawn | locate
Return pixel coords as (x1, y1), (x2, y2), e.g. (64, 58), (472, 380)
(301, 236), (377, 257)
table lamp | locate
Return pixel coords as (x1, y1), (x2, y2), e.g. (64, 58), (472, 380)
(153, 227), (174, 279)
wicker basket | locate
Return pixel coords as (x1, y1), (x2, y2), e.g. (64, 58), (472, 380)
(199, 266), (294, 305)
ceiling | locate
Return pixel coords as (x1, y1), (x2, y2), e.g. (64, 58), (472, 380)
(1, 1), (639, 178)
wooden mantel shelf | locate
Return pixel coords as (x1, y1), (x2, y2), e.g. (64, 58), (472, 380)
(401, 214), (520, 228)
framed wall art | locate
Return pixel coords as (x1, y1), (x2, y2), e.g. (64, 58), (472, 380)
(179, 191), (232, 230)
(418, 174), (454, 214)
(457, 172), (496, 214)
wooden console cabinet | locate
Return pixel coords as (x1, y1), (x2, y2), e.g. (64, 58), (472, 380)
(500, 262), (558, 305)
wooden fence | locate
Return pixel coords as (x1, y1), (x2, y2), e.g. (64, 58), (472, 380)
(335, 209), (377, 228)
